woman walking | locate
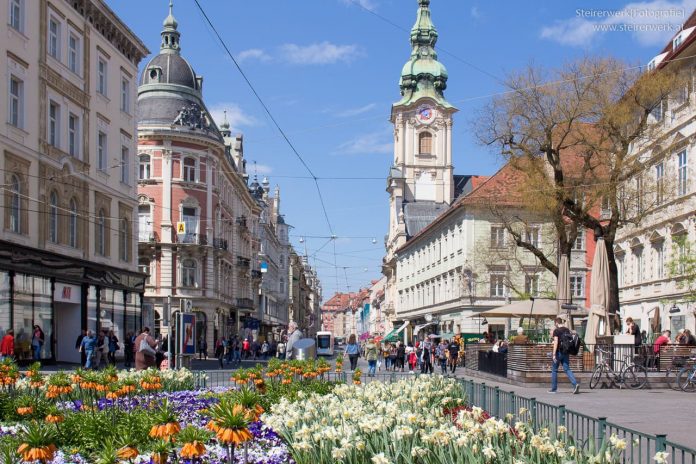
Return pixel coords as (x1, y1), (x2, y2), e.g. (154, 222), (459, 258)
(364, 337), (379, 377)
(107, 330), (119, 365)
(31, 325), (44, 361)
(345, 334), (360, 371)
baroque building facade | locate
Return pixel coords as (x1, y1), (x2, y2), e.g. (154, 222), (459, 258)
(0, 0), (148, 363)
(136, 4), (261, 353)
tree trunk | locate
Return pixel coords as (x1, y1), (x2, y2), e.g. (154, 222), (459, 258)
(604, 236), (621, 333)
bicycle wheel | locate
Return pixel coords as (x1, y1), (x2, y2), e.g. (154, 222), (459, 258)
(589, 364), (603, 389)
(623, 364), (648, 390)
(677, 368), (696, 392)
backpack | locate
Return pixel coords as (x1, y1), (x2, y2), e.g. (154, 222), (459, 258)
(559, 330), (581, 355)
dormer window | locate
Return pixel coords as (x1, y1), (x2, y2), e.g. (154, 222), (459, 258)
(674, 34), (683, 50)
(647, 59), (656, 72)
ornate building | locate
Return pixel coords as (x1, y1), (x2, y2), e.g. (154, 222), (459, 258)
(136, 4), (261, 353)
(0, 0), (148, 363)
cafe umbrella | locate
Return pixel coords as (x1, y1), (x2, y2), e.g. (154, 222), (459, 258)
(585, 237), (611, 352)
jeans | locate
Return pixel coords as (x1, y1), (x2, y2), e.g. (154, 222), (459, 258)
(233, 349), (242, 364)
(551, 351), (577, 391)
(348, 354), (358, 371)
(32, 344), (41, 361)
(368, 359), (377, 376)
(85, 349), (94, 369)
(439, 358), (447, 374)
(384, 357), (391, 370)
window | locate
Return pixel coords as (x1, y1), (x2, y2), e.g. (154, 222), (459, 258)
(97, 132), (107, 171)
(674, 34), (683, 49)
(68, 113), (79, 157)
(182, 259), (197, 287)
(490, 226), (505, 248)
(674, 85), (688, 106)
(618, 258), (624, 286)
(9, 76), (23, 128)
(655, 243), (665, 279)
(120, 78), (129, 113)
(526, 225), (541, 248)
(490, 274), (505, 297)
(635, 176), (643, 213)
(49, 101), (60, 147)
(183, 157), (196, 182)
(651, 100), (663, 121)
(572, 228), (585, 251)
(68, 33), (80, 74)
(48, 18), (60, 60)
(418, 132), (432, 154)
(68, 198), (77, 247)
(655, 162), (665, 205)
(138, 204), (151, 241)
(182, 206), (197, 243)
(279, 277), (285, 294)
(9, 174), (20, 233)
(9, 0), (22, 32)
(119, 218), (129, 261)
(96, 209), (105, 255)
(48, 191), (58, 243)
(120, 146), (129, 184)
(279, 255), (285, 269)
(677, 150), (688, 196)
(634, 250), (643, 283)
(97, 58), (107, 95)
(570, 274), (585, 298)
(525, 274), (540, 297)
(139, 154), (151, 180)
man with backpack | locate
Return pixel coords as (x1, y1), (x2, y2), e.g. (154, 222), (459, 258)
(550, 317), (580, 394)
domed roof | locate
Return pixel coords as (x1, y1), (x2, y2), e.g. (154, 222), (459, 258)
(139, 53), (197, 88)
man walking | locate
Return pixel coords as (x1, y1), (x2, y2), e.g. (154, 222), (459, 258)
(285, 321), (303, 360)
(550, 317), (579, 394)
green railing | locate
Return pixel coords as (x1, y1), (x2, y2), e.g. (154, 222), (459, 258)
(192, 370), (696, 463)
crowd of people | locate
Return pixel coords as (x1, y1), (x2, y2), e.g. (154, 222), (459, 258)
(342, 334), (465, 377)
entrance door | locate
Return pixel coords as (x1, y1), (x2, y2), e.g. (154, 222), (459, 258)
(54, 302), (81, 364)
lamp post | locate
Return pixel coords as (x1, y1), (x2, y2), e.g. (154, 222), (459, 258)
(669, 304), (680, 314)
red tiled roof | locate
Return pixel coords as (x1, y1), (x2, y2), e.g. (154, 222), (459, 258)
(657, 8), (696, 69)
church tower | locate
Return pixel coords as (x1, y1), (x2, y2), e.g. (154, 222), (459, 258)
(386, 0), (457, 251)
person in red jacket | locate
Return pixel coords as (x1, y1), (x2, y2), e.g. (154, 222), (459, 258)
(0, 330), (15, 360)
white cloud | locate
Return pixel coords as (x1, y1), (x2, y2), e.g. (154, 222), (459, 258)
(541, 0), (696, 47)
(280, 42), (362, 65)
(237, 48), (271, 63)
(335, 132), (392, 155)
(340, 0), (377, 9)
(208, 103), (258, 133)
(336, 103), (377, 117)
(471, 6), (481, 19)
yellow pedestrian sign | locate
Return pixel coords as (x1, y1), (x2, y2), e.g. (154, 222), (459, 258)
(176, 222), (186, 235)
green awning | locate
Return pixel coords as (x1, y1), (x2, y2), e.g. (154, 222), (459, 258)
(383, 321), (409, 342)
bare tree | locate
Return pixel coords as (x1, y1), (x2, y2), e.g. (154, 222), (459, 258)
(476, 57), (680, 321)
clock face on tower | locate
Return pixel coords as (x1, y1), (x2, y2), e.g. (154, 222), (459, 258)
(416, 105), (436, 125)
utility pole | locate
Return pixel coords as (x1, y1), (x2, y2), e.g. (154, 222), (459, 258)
(166, 294), (172, 369)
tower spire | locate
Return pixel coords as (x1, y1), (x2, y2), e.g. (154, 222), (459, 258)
(397, 0), (451, 108)
(161, 0), (181, 54)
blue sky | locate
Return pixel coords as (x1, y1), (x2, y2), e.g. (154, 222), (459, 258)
(109, 0), (695, 297)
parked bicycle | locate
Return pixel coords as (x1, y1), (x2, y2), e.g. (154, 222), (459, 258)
(677, 362), (696, 392)
(665, 355), (696, 390)
(589, 346), (648, 390)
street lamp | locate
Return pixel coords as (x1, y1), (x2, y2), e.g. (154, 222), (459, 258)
(670, 304), (680, 314)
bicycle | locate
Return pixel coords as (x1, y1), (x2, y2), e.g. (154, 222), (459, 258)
(677, 363), (696, 392)
(665, 355), (696, 390)
(589, 347), (648, 390)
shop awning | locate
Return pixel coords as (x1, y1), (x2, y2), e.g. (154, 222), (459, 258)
(383, 321), (409, 342)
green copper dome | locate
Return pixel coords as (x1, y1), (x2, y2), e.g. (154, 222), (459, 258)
(396, 0), (453, 108)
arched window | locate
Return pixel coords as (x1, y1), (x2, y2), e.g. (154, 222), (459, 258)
(139, 154), (151, 180)
(9, 174), (20, 233)
(96, 209), (106, 255)
(182, 258), (197, 287)
(183, 157), (196, 182)
(418, 132), (432, 155)
(68, 198), (78, 247)
(48, 191), (58, 243)
(119, 218), (129, 262)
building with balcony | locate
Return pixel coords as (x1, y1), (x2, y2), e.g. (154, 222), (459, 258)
(614, 14), (696, 335)
(0, 0), (148, 364)
(136, 3), (261, 353)
(288, 251), (321, 338)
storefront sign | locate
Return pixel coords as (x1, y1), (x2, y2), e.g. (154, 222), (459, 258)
(176, 222), (186, 235)
(54, 283), (81, 304)
(260, 261), (268, 273)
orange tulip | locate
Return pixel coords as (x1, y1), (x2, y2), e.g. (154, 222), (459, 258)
(17, 406), (33, 416)
(45, 414), (64, 424)
(117, 446), (139, 459)
(180, 441), (206, 459)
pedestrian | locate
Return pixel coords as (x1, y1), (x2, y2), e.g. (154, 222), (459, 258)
(285, 321), (303, 360)
(261, 340), (269, 360)
(107, 330), (119, 365)
(233, 338), (242, 365)
(406, 342), (417, 372)
(198, 337), (208, 360)
(96, 331), (108, 369)
(80, 330), (97, 369)
(160, 352), (170, 370)
(124, 331), (135, 368)
(277, 339), (286, 359)
(75, 329), (86, 366)
(389, 344), (397, 371)
(447, 337), (460, 374)
(682, 329), (696, 347)
(242, 338), (250, 359)
(510, 327), (529, 344)
(216, 338), (225, 369)
(0, 329), (14, 361)
(344, 334), (360, 371)
(31, 325), (44, 361)
(251, 339), (260, 360)
(134, 327), (157, 371)
(549, 317), (579, 394)
(653, 329), (671, 360)
(420, 339), (433, 374)
(396, 341), (406, 372)
(436, 339), (448, 374)
(381, 343), (390, 371)
(364, 337), (379, 377)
